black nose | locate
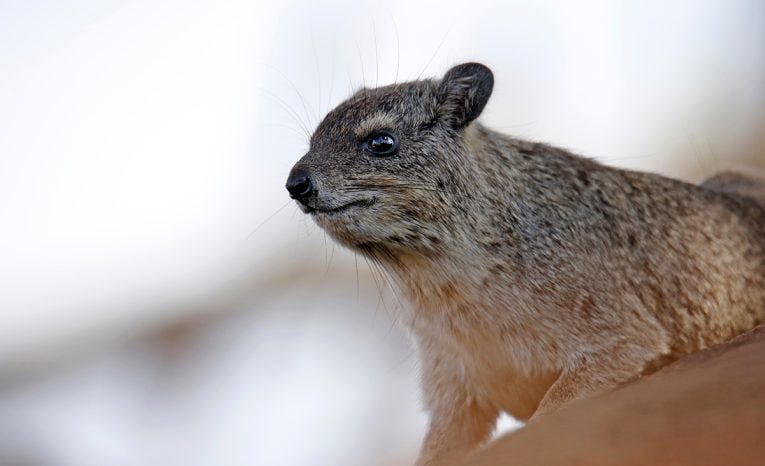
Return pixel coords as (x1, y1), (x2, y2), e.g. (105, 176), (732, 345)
(286, 169), (314, 201)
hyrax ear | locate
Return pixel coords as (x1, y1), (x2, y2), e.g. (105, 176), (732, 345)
(438, 62), (494, 129)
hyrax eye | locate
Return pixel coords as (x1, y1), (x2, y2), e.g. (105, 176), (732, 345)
(364, 133), (398, 157)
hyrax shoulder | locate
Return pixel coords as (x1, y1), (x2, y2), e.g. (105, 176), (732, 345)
(286, 62), (765, 466)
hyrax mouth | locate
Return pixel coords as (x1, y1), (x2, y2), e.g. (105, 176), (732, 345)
(303, 198), (377, 215)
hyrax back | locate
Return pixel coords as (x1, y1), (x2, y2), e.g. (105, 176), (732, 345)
(286, 63), (765, 466)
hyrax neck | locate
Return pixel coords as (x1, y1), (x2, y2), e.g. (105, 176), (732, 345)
(371, 246), (520, 335)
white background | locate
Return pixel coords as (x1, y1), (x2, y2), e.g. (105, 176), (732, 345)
(1, 1), (764, 465)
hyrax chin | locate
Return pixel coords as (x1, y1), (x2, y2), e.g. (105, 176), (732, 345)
(285, 62), (765, 466)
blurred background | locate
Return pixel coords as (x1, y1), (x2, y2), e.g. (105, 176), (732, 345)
(1, 0), (764, 465)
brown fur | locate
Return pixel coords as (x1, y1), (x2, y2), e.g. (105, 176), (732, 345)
(286, 63), (765, 466)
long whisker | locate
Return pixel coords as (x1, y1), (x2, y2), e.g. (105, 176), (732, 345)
(247, 200), (293, 239)
(341, 178), (439, 187)
(256, 87), (311, 138)
(310, 27), (322, 121)
(372, 259), (406, 321)
(355, 41), (367, 89)
(361, 255), (390, 322)
(390, 13), (400, 84)
(326, 35), (336, 117)
(325, 240), (336, 274)
(262, 63), (318, 129)
(340, 184), (444, 193)
(257, 123), (310, 141)
(417, 22), (454, 80)
(372, 19), (379, 89)
(363, 256), (410, 353)
(355, 253), (360, 303)
(362, 254), (387, 318)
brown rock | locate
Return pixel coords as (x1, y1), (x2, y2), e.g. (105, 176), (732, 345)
(457, 326), (765, 466)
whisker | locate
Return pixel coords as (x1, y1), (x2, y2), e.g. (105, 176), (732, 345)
(340, 184), (443, 193)
(326, 36), (336, 117)
(325, 241), (336, 274)
(355, 253), (360, 303)
(355, 41), (367, 89)
(340, 181), (437, 187)
(390, 13), (400, 84)
(310, 27), (322, 121)
(363, 254), (391, 321)
(257, 123), (310, 141)
(386, 348), (418, 375)
(362, 255), (382, 304)
(256, 87), (311, 138)
(262, 63), (318, 129)
(374, 260), (406, 316)
(372, 19), (379, 89)
(341, 177), (437, 186)
(247, 200), (293, 239)
(322, 229), (328, 268)
(368, 257), (410, 344)
(417, 22), (454, 80)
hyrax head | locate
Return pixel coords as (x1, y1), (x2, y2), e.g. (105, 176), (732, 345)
(286, 63), (494, 254)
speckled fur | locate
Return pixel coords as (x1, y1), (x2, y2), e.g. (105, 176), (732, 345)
(287, 63), (765, 466)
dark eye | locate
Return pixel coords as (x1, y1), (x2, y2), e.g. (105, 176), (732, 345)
(364, 133), (398, 157)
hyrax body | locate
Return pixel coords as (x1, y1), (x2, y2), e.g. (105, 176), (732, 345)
(285, 63), (765, 466)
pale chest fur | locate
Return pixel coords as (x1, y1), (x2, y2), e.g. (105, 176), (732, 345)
(395, 268), (564, 419)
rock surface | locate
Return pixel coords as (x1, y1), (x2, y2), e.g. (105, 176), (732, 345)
(457, 325), (765, 466)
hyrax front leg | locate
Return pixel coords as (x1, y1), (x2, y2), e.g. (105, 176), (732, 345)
(417, 396), (498, 466)
(416, 359), (499, 466)
(534, 341), (661, 418)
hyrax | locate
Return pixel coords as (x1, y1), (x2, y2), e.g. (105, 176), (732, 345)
(285, 63), (765, 466)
